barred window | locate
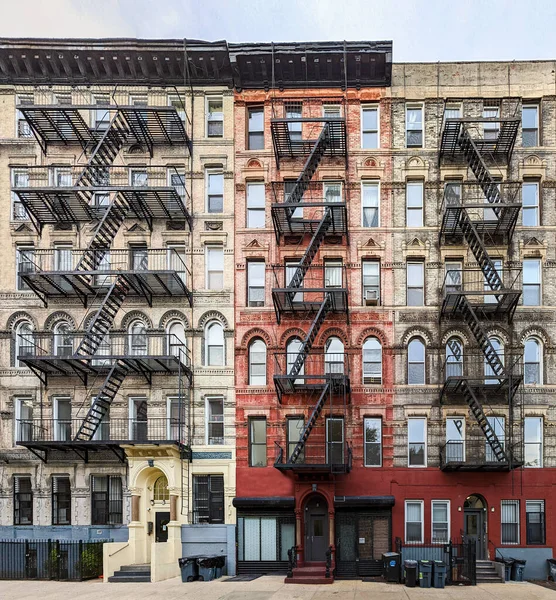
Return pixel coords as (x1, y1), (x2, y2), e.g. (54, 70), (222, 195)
(91, 476), (123, 525)
(193, 475), (224, 524)
(501, 500), (519, 544)
(14, 476), (33, 525)
(526, 500), (545, 545)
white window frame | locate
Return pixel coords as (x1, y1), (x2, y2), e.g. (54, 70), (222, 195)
(205, 245), (224, 290)
(361, 104), (379, 149)
(53, 396), (72, 442)
(361, 180), (380, 227)
(247, 261), (265, 307)
(248, 339), (267, 386)
(406, 261), (425, 307)
(11, 168), (30, 221)
(16, 94), (33, 138)
(431, 500), (451, 543)
(246, 182), (265, 229)
(406, 103), (423, 148)
(524, 337), (542, 385)
(405, 500), (424, 544)
(408, 337), (426, 385)
(523, 258), (542, 306)
(206, 95), (224, 138)
(522, 180), (539, 227)
(501, 500), (520, 545)
(205, 395), (225, 445)
(16, 244), (35, 292)
(524, 416), (543, 468)
(483, 105), (500, 139)
(363, 417), (382, 467)
(408, 417), (427, 467)
(322, 103), (341, 118)
(406, 180), (424, 227)
(362, 337), (382, 385)
(362, 260), (380, 306)
(205, 320), (224, 366)
(443, 102), (462, 120)
(14, 396), (33, 443)
(206, 170), (224, 214)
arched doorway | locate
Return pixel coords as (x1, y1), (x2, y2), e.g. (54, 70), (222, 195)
(464, 494), (487, 559)
(304, 495), (328, 562)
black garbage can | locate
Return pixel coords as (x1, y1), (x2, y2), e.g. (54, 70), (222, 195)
(404, 560), (418, 587)
(419, 559), (433, 588)
(547, 558), (556, 581)
(433, 560), (446, 588)
(511, 558), (526, 582)
(382, 552), (401, 583)
(498, 558), (514, 582)
(178, 555), (202, 582)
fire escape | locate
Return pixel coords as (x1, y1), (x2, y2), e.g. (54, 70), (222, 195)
(438, 110), (523, 470)
(270, 99), (351, 474)
(14, 88), (193, 460)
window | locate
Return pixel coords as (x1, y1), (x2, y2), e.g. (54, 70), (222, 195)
(130, 168), (147, 187)
(285, 102), (302, 141)
(406, 105), (423, 148)
(153, 475), (169, 502)
(406, 181), (424, 227)
(92, 95), (110, 130)
(444, 179), (462, 206)
(362, 181), (379, 227)
(524, 417), (543, 467)
(524, 338), (542, 385)
(361, 105), (379, 148)
(362, 260), (380, 305)
(15, 397), (33, 442)
(205, 321), (224, 366)
(169, 169), (186, 203)
(206, 396), (224, 445)
(501, 500), (519, 544)
(206, 171), (224, 213)
(168, 95), (186, 128)
(246, 182), (265, 228)
(483, 105), (500, 140)
(247, 261), (265, 307)
(484, 258), (502, 304)
(407, 261), (424, 306)
(287, 417), (304, 462)
(206, 97), (223, 137)
(526, 501), (545, 545)
(238, 516), (295, 562)
(408, 418), (426, 466)
(287, 337), (304, 381)
(325, 260), (342, 288)
(522, 181), (539, 227)
(52, 476), (71, 525)
(405, 500), (424, 543)
(446, 417), (465, 463)
(249, 339), (267, 385)
(54, 243), (73, 271)
(326, 417), (344, 464)
(522, 105), (539, 147)
(324, 336), (344, 375)
(16, 94), (33, 138)
(130, 245), (148, 271)
(167, 243), (187, 285)
(432, 500), (450, 543)
(54, 397), (71, 441)
(52, 166), (72, 187)
(17, 244), (34, 291)
(11, 168), (29, 221)
(130, 94), (148, 126)
(248, 106), (264, 150)
(249, 418), (266, 467)
(91, 476), (123, 525)
(129, 397), (147, 441)
(523, 258), (541, 306)
(445, 338), (463, 378)
(486, 416), (505, 462)
(193, 475), (224, 524)
(206, 245), (224, 290)
(15, 321), (34, 368)
(284, 179), (303, 219)
(363, 338), (382, 384)
(364, 418), (382, 466)
(14, 476), (33, 525)
(444, 260), (462, 294)
(167, 396), (184, 441)
(167, 320), (186, 358)
(324, 180), (342, 204)
(128, 321), (147, 356)
(444, 103), (461, 120)
(323, 104), (341, 118)
(408, 338), (425, 385)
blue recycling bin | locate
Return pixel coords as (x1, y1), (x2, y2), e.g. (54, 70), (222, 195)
(497, 557), (513, 582)
(433, 560), (446, 588)
(197, 555), (226, 581)
(178, 555), (202, 582)
(419, 560), (433, 588)
(511, 559), (526, 582)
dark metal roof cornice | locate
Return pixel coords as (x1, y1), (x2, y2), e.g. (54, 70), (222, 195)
(0, 37), (392, 89)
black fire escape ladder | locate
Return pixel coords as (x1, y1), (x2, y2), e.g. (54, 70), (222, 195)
(288, 382), (331, 464)
(73, 358), (129, 441)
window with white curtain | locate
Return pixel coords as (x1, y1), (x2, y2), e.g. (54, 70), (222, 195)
(205, 321), (224, 366)
(324, 260), (342, 288)
(501, 500), (519, 544)
(406, 105), (423, 147)
(444, 103), (461, 120)
(361, 106), (379, 148)
(432, 500), (450, 543)
(167, 320), (186, 358)
(362, 181), (379, 227)
(363, 337), (382, 384)
(405, 500), (424, 543)
(323, 181), (342, 204)
(524, 338), (542, 385)
(524, 417), (543, 468)
(249, 339), (267, 385)
(128, 321), (147, 355)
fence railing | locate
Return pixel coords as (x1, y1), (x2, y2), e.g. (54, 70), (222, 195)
(441, 267), (521, 300)
(271, 180), (346, 205)
(441, 181), (521, 215)
(440, 351), (523, 385)
(271, 264), (347, 290)
(273, 352), (351, 379)
(439, 438), (523, 468)
(0, 539), (107, 581)
(275, 440), (352, 472)
(16, 417), (188, 444)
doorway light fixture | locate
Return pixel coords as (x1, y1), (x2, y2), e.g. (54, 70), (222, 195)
(491, 507), (495, 512)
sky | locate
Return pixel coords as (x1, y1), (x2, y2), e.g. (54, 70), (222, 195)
(0, 0), (555, 63)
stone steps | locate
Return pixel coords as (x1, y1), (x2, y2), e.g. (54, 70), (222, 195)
(286, 562), (334, 585)
(476, 560), (504, 583)
(108, 564), (151, 583)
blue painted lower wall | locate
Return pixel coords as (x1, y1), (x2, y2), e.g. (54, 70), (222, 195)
(0, 526), (128, 542)
(181, 524), (236, 576)
(497, 548), (553, 580)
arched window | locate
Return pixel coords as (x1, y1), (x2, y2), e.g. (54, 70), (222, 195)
(286, 337), (304, 379)
(206, 321), (224, 366)
(15, 321), (34, 367)
(408, 338), (425, 385)
(325, 336), (344, 374)
(167, 320), (186, 358)
(54, 321), (73, 357)
(363, 337), (382, 384)
(484, 337), (504, 384)
(153, 475), (169, 502)
(129, 320), (147, 356)
(524, 337), (542, 385)
(249, 339), (267, 385)
(445, 337), (463, 379)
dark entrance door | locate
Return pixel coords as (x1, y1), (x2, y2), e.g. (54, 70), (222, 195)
(464, 509), (485, 560)
(304, 496), (328, 562)
(155, 511), (170, 543)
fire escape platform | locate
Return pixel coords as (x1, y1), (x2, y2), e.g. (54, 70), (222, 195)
(273, 373), (350, 399)
(441, 290), (521, 320)
(271, 203), (348, 238)
(440, 376), (523, 405)
(272, 288), (348, 318)
(270, 119), (347, 161)
(440, 203), (521, 241)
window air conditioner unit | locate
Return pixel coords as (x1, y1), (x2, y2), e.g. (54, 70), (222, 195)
(365, 290), (379, 306)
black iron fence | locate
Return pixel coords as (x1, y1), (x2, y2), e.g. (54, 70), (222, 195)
(0, 539), (106, 581)
(395, 537), (476, 585)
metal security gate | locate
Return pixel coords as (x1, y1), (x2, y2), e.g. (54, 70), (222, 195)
(0, 539), (106, 581)
(336, 511), (391, 578)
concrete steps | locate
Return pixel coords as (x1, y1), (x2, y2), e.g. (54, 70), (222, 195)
(285, 562), (334, 585)
(108, 564), (151, 583)
(476, 560), (504, 583)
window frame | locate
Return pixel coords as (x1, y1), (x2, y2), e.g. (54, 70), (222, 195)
(405, 500), (424, 544)
(361, 180), (380, 227)
(15, 396), (33, 443)
(249, 417), (267, 467)
(445, 416), (465, 463)
(91, 475), (123, 526)
(287, 416), (305, 462)
(326, 416), (345, 465)
(16, 244), (35, 292)
(14, 476), (33, 526)
(246, 182), (266, 229)
(206, 170), (224, 214)
(363, 417), (382, 467)
(406, 261), (425, 306)
(206, 95), (224, 138)
(11, 167), (30, 221)
(522, 258), (541, 306)
(406, 104), (423, 148)
(248, 338), (267, 386)
(361, 104), (379, 149)
(526, 500), (545, 545)
(193, 474), (225, 524)
(522, 104), (539, 147)
(362, 337), (382, 385)
(431, 500), (451, 543)
(501, 499), (520, 545)
(407, 417), (427, 467)
(205, 245), (224, 290)
(52, 476), (71, 526)
(524, 337), (542, 385)
(524, 416), (543, 468)
(406, 180), (424, 227)
(247, 260), (265, 307)
(16, 94), (34, 138)
(408, 337), (426, 385)
(522, 180), (540, 227)
(362, 260), (380, 306)
(205, 320), (224, 366)
(247, 106), (265, 150)
(206, 396), (224, 445)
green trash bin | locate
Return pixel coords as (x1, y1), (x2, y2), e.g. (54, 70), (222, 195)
(419, 560), (433, 588)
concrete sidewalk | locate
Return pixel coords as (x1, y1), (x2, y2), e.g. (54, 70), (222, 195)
(0, 576), (553, 600)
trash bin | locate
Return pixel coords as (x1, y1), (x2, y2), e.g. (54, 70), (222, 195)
(547, 558), (556, 581)
(419, 560), (433, 588)
(433, 560), (446, 588)
(511, 558), (526, 582)
(213, 555), (226, 578)
(178, 555), (202, 582)
(382, 552), (401, 583)
(197, 555), (226, 581)
(496, 557), (514, 582)
(404, 560), (418, 587)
